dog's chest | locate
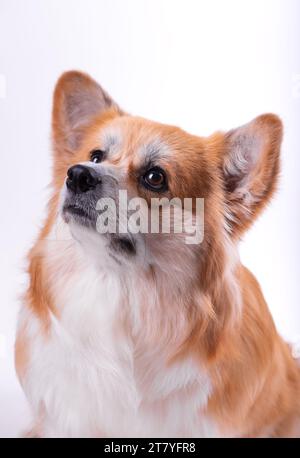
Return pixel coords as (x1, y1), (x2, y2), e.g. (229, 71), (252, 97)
(25, 263), (217, 437)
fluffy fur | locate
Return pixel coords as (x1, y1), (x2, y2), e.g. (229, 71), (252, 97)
(15, 71), (300, 438)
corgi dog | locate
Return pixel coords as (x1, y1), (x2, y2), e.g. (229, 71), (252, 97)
(15, 71), (300, 438)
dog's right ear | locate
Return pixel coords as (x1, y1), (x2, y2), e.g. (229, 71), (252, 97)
(52, 71), (120, 159)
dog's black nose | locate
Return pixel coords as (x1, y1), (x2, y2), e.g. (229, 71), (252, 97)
(66, 165), (99, 193)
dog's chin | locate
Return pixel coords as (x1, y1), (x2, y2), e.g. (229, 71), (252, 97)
(61, 204), (139, 270)
(62, 204), (98, 230)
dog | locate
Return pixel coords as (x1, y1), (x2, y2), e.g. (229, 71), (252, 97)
(15, 71), (300, 437)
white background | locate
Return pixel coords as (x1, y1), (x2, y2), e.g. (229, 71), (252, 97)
(0, 0), (299, 437)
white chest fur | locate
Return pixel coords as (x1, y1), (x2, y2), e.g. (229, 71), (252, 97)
(21, 234), (217, 438)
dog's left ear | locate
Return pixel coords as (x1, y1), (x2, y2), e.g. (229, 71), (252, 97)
(221, 114), (283, 237)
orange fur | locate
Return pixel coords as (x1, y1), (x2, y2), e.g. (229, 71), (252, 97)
(15, 71), (300, 437)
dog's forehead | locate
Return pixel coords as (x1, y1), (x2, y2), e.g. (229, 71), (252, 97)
(98, 116), (181, 165)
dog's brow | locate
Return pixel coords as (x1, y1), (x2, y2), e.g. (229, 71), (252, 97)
(101, 128), (121, 153)
(140, 140), (169, 165)
(104, 134), (119, 150)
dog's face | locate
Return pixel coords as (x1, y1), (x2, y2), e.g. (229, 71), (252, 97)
(59, 114), (213, 268)
(51, 71), (282, 275)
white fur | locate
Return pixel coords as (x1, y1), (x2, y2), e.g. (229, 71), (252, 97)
(19, 217), (220, 438)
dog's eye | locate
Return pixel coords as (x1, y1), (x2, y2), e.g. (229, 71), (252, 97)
(143, 167), (167, 191)
(90, 150), (105, 164)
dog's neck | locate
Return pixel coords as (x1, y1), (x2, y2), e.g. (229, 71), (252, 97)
(42, 216), (242, 364)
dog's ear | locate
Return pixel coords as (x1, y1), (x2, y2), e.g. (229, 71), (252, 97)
(221, 114), (283, 237)
(52, 71), (120, 158)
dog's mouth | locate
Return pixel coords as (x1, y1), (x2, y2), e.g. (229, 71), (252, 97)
(63, 204), (90, 219)
(62, 202), (97, 228)
(62, 201), (137, 260)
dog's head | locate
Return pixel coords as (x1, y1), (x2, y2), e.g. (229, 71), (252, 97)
(50, 71), (282, 280)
